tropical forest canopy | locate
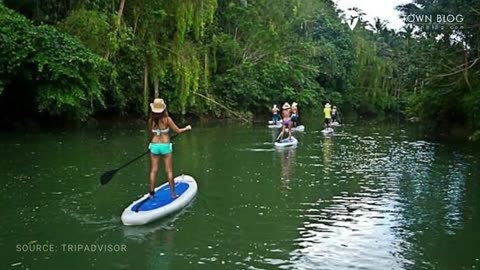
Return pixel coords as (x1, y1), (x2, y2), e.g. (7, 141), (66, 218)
(0, 0), (479, 137)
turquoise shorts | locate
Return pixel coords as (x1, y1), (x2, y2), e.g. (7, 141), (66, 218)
(149, 143), (173, 156)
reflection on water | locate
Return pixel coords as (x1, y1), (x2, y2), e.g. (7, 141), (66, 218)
(321, 136), (333, 169)
(278, 149), (296, 188)
(285, 130), (480, 270)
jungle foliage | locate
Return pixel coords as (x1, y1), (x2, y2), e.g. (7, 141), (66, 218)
(0, 0), (479, 136)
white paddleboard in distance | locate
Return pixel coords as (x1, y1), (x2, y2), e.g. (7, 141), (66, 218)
(274, 136), (298, 148)
(268, 123), (282, 128)
(285, 125), (305, 132)
(291, 125), (305, 132)
(321, 127), (334, 134)
(331, 121), (342, 127)
(121, 175), (197, 226)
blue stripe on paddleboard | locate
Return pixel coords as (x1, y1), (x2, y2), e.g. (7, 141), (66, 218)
(132, 182), (190, 212)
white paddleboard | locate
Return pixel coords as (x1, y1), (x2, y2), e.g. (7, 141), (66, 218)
(285, 125), (305, 132)
(274, 136), (298, 148)
(292, 125), (305, 132)
(268, 123), (282, 128)
(331, 122), (342, 127)
(321, 127), (334, 134)
(121, 175), (197, 226)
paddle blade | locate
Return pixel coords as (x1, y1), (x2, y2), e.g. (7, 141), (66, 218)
(100, 169), (118, 185)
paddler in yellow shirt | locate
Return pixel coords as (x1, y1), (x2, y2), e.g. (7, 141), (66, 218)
(323, 103), (332, 128)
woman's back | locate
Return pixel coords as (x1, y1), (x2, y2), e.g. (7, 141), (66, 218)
(151, 116), (170, 143)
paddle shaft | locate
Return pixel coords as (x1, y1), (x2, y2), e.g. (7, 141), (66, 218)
(117, 150), (149, 171)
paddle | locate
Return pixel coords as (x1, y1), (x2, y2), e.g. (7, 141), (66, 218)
(100, 134), (178, 185)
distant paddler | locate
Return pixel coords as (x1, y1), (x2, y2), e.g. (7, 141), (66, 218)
(276, 103), (293, 142)
(331, 105), (340, 124)
(271, 104), (281, 124)
(291, 102), (299, 127)
(323, 103), (332, 128)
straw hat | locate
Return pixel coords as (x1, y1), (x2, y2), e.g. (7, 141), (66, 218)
(282, 103), (291, 109)
(273, 104), (278, 108)
(150, 98), (167, 113)
(325, 103), (331, 108)
(292, 102), (298, 108)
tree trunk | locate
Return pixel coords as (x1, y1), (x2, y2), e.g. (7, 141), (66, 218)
(463, 52), (472, 91)
(154, 77), (159, 98)
(105, 0), (127, 60)
(105, 49), (111, 60)
(116, 0), (126, 26)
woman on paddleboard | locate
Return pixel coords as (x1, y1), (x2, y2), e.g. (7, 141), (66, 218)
(291, 102), (299, 127)
(277, 102), (293, 141)
(148, 98), (192, 199)
(323, 103), (332, 128)
(331, 105), (339, 124)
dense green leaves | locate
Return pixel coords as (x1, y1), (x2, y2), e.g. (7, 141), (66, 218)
(1, 0), (479, 138)
(58, 9), (110, 55)
(396, 0), (480, 134)
(0, 4), (106, 119)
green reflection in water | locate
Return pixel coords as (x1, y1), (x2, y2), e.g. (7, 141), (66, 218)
(1, 119), (479, 270)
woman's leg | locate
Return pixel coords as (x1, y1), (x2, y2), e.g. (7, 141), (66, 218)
(162, 153), (177, 198)
(288, 121), (293, 139)
(149, 154), (160, 196)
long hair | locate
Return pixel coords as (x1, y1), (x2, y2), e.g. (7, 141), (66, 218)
(149, 110), (168, 129)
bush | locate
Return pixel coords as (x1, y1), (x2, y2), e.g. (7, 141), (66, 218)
(0, 4), (107, 120)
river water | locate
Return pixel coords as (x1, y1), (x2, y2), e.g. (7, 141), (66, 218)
(1, 119), (479, 270)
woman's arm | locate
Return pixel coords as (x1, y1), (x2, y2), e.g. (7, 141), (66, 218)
(167, 117), (192, 135)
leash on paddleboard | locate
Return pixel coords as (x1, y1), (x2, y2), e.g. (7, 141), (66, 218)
(133, 194), (151, 213)
(133, 197), (149, 213)
(100, 133), (178, 185)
